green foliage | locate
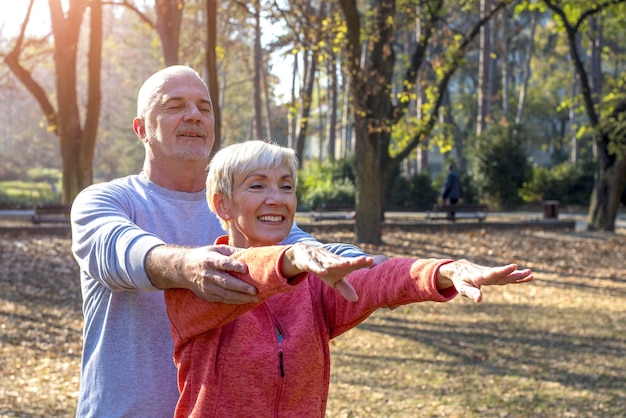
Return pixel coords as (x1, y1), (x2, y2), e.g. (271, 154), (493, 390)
(521, 160), (594, 207)
(386, 172), (439, 211)
(0, 180), (61, 209)
(466, 125), (532, 209)
(26, 168), (62, 183)
(297, 159), (356, 210)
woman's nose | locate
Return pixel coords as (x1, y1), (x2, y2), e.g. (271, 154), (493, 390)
(265, 187), (286, 204)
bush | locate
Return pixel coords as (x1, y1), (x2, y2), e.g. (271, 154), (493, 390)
(521, 161), (594, 207)
(26, 168), (62, 184)
(466, 125), (532, 210)
(386, 172), (438, 211)
(297, 159), (355, 211)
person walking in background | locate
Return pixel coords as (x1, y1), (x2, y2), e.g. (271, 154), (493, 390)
(165, 140), (534, 417)
(441, 163), (463, 220)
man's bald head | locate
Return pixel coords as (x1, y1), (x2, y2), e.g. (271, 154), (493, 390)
(136, 66), (209, 119)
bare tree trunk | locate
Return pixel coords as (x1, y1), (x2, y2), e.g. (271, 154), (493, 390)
(6, 0), (102, 203)
(81, 0), (103, 189)
(326, 60), (338, 163)
(500, 10), (509, 119)
(294, 49), (317, 166)
(155, 0), (183, 66)
(119, 0), (183, 67)
(569, 75), (578, 163)
(340, 76), (351, 158)
(316, 76), (325, 161)
(590, 16), (603, 114)
(205, 0), (221, 151)
(413, 6), (428, 175)
(515, 11), (537, 125)
(263, 67), (273, 142)
(252, 1), (264, 140)
(287, 55), (298, 149)
(476, 0), (492, 137)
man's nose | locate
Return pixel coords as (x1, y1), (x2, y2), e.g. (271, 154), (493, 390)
(184, 103), (202, 120)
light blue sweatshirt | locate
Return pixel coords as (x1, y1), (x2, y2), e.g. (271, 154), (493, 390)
(70, 173), (365, 417)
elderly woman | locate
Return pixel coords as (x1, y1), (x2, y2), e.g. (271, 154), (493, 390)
(165, 140), (533, 417)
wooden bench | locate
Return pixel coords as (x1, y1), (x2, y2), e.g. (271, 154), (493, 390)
(426, 203), (489, 222)
(31, 203), (72, 224)
(310, 203), (356, 221)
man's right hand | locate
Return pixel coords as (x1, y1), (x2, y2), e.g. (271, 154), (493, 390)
(146, 244), (260, 304)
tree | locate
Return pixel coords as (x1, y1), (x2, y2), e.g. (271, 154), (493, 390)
(476, 0), (493, 136)
(205, 0), (222, 149)
(543, 0), (626, 232)
(5, 0), (102, 203)
(117, 0), (184, 66)
(338, 0), (511, 244)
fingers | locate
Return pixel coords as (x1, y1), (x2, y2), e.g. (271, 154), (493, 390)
(188, 246), (256, 304)
(445, 261), (533, 303)
(480, 265), (534, 286)
(196, 271), (260, 304)
(206, 246), (247, 274)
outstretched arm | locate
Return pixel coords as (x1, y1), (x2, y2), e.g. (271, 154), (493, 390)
(436, 259), (533, 303)
(282, 243), (373, 302)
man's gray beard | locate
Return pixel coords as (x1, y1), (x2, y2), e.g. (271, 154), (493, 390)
(172, 146), (211, 161)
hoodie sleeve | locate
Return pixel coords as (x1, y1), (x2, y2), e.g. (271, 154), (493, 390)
(165, 245), (306, 344)
(314, 257), (458, 339)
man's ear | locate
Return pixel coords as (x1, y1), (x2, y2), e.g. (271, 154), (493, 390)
(133, 118), (146, 139)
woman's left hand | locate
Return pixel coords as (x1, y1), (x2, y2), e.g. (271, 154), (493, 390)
(437, 260), (533, 303)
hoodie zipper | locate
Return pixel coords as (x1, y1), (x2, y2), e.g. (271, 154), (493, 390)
(277, 326), (285, 377)
(274, 325), (285, 417)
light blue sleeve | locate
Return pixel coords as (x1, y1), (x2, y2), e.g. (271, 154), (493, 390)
(71, 182), (164, 292)
(281, 221), (370, 257)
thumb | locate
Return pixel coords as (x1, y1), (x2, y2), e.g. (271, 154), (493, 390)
(460, 285), (482, 303)
(335, 278), (358, 302)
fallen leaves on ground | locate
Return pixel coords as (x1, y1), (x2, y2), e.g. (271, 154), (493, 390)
(0, 228), (625, 417)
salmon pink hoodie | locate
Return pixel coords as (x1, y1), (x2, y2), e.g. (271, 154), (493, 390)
(165, 237), (457, 417)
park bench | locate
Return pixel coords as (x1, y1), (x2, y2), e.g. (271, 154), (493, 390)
(310, 203), (356, 221)
(426, 203), (489, 222)
(31, 203), (72, 224)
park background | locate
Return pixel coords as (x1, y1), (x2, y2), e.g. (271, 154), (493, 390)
(1, 0), (626, 416)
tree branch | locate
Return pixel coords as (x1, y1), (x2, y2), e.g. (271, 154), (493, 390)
(4, 0), (58, 135)
(103, 0), (155, 28)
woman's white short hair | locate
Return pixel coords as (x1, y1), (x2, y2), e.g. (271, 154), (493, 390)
(206, 140), (299, 225)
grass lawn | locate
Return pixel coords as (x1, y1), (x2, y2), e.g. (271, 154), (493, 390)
(0, 181), (60, 208)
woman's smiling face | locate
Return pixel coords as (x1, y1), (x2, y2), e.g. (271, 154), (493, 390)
(219, 165), (297, 248)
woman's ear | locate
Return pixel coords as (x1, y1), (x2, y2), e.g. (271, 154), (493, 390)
(213, 194), (231, 221)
